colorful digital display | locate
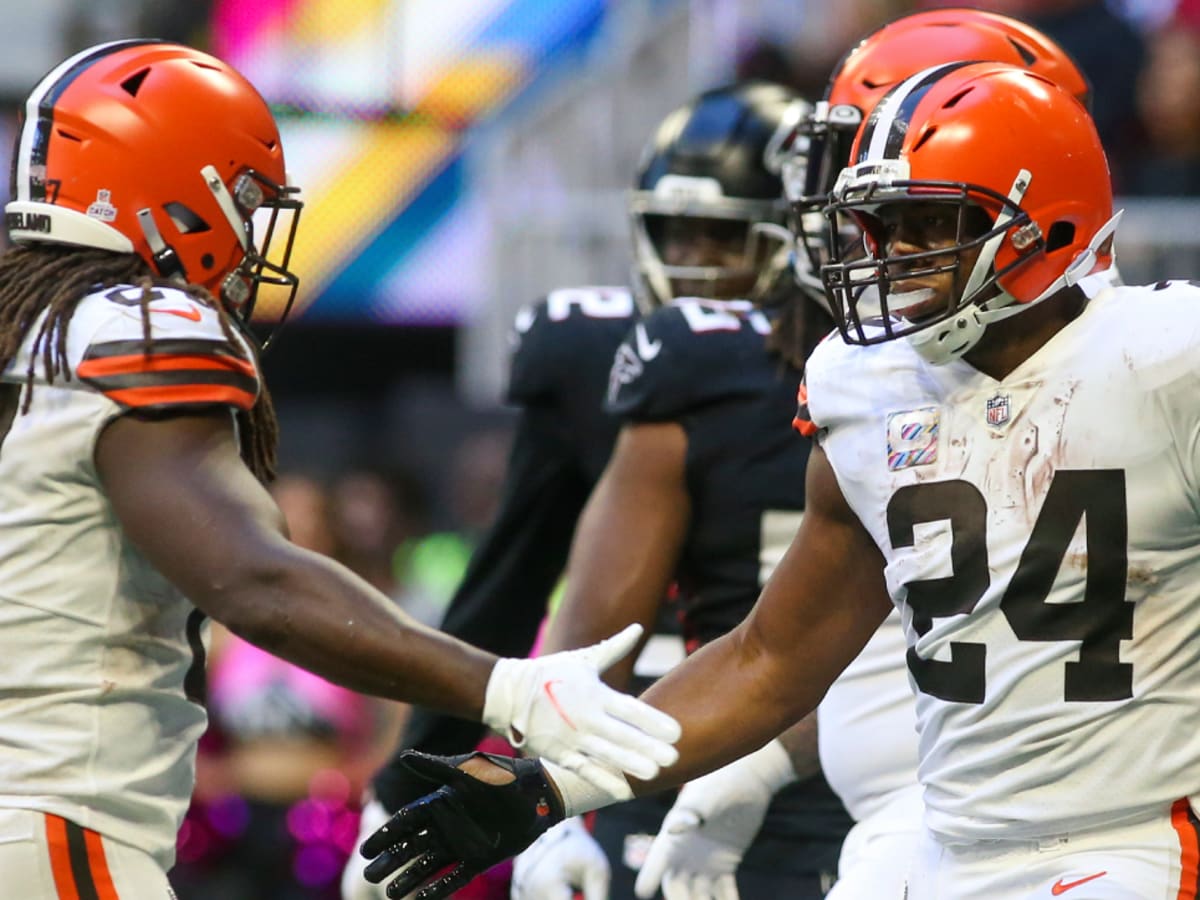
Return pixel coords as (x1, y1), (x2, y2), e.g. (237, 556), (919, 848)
(212, 0), (609, 324)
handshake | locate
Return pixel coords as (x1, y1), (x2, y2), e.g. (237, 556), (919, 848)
(354, 624), (681, 899)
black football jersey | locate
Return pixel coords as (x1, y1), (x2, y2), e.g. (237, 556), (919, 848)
(374, 287), (640, 809)
(608, 298), (809, 645)
(607, 297), (854, 852)
(507, 286), (639, 482)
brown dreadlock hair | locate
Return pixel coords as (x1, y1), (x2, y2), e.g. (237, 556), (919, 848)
(0, 243), (278, 483)
(763, 285), (836, 374)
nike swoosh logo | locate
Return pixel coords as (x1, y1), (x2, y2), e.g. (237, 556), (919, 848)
(635, 324), (662, 361)
(542, 679), (577, 730)
(1051, 871), (1107, 895)
(154, 306), (202, 322)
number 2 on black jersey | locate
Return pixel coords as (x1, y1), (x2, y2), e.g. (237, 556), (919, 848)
(887, 470), (1133, 704)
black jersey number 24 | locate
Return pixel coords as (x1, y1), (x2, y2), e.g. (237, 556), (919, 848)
(886, 470), (1133, 704)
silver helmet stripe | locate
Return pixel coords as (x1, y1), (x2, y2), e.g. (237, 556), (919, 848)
(14, 39), (155, 202)
(859, 62), (976, 163)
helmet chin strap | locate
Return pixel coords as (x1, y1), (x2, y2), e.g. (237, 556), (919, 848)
(906, 169), (1030, 366)
(907, 172), (1123, 366)
(978, 208), (1124, 325)
(136, 208), (185, 281)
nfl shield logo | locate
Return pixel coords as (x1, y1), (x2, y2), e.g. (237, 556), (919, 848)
(986, 394), (1011, 428)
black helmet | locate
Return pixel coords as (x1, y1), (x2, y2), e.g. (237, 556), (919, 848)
(629, 81), (811, 311)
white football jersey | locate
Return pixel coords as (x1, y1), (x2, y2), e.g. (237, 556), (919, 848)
(0, 284), (259, 866)
(803, 279), (1200, 841)
(817, 610), (919, 823)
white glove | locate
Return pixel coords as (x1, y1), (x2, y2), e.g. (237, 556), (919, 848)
(511, 816), (611, 900)
(341, 798), (390, 900)
(633, 739), (797, 900)
(484, 624), (681, 795)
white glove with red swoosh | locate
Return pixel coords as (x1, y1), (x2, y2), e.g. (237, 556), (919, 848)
(484, 624), (681, 797)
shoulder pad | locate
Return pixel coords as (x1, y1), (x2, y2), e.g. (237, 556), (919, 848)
(73, 286), (259, 413)
(508, 287), (636, 404)
(606, 299), (774, 421)
(803, 331), (918, 437)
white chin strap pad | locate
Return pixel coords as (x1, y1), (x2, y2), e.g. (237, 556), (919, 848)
(908, 209), (1125, 367)
(906, 306), (988, 366)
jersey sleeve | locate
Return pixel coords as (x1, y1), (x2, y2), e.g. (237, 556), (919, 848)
(606, 300), (771, 422)
(793, 375), (817, 437)
(74, 287), (259, 414)
(792, 328), (876, 444)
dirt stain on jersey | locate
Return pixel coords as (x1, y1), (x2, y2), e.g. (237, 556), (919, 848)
(1127, 564), (1159, 587)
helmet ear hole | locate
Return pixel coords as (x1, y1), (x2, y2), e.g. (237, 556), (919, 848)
(164, 202), (210, 234)
(1046, 221), (1075, 253)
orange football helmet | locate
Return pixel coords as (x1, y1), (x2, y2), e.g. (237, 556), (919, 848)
(829, 8), (1089, 111)
(6, 40), (302, 321)
(787, 9), (1088, 294)
(820, 61), (1118, 364)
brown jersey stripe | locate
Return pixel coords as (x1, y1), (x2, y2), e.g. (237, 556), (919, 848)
(83, 338), (249, 361)
(63, 817), (106, 900)
(78, 352), (257, 381)
(79, 367), (257, 400)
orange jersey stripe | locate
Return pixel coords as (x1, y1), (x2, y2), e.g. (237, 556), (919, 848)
(1173, 798), (1199, 899)
(77, 352), (256, 381)
(44, 815), (80, 900)
(82, 829), (119, 900)
(793, 415), (818, 438)
(104, 383), (257, 411)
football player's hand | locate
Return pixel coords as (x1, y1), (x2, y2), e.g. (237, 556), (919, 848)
(484, 624), (681, 794)
(511, 816), (610, 900)
(633, 740), (796, 900)
(360, 751), (565, 900)
(341, 798), (390, 900)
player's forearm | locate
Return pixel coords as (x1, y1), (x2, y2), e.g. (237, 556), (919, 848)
(631, 618), (820, 794)
(629, 500), (891, 796)
(541, 423), (690, 685)
(204, 539), (496, 717)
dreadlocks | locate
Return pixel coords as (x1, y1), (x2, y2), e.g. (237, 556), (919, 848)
(0, 243), (278, 482)
(763, 283), (836, 373)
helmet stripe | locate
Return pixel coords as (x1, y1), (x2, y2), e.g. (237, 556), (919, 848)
(857, 61), (975, 163)
(12, 39), (160, 203)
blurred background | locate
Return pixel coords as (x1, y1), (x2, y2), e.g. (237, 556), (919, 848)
(1, 0), (1197, 896)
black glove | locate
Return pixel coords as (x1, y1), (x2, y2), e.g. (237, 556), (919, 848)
(360, 750), (565, 899)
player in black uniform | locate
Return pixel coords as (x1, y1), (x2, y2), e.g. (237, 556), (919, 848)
(343, 82), (848, 900)
(341, 282), (645, 898)
(508, 82), (851, 900)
